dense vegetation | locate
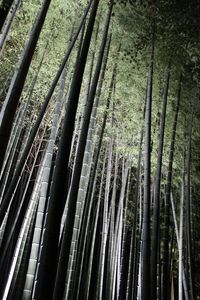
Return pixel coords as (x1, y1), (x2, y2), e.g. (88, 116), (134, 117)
(0, 0), (200, 299)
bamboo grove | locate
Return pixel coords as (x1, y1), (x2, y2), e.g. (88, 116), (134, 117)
(0, 0), (200, 299)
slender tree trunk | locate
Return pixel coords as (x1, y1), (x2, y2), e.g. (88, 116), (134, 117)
(83, 146), (108, 300)
(22, 64), (67, 300)
(6, 202), (38, 300)
(5, 157), (45, 298)
(179, 168), (185, 300)
(106, 151), (118, 300)
(151, 66), (170, 299)
(186, 110), (196, 300)
(97, 135), (113, 300)
(33, 1), (100, 299)
(67, 29), (110, 300)
(65, 27), (100, 295)
(170, 192), (189, 300)
(72, 54), (114, 300)
(0, 127), (46, 298)
(52, 4), (113, 299)
(141, 32), (154, 300)
(127, 122), (144, 300)
(0, 128), (46, 263)
(119, 164), (131, 300)
(3, 201), (35, 299)
(162, 73), (182, 300)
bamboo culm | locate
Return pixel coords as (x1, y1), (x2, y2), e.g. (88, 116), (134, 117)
(141, 31), (154, 300)
(162, 74), (182, 300)
(151, 66), (170, 300)
(52, 3), (113, 299)
(33, 1), (100, 299)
